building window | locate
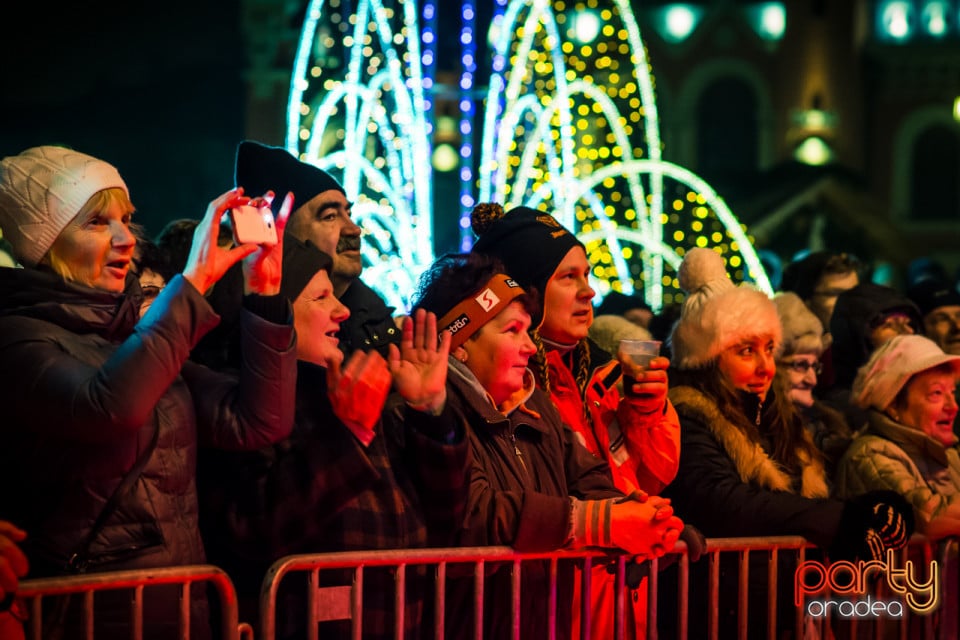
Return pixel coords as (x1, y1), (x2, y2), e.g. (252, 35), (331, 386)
(695, 76), (759, 185)
(909, 124), (960, 221)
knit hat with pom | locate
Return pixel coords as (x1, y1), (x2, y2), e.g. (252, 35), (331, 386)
(669, 247), (782, 369)
(470, 202), (584, 299)
(0, 146), (129, 267)
(773, 291), (825, 357)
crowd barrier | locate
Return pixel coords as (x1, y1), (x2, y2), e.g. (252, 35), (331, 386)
(13, 535), (958, 640)
(16, 565), (252, 640)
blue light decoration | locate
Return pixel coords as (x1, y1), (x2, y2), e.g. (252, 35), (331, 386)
(288, 0), (772, 312)
(459, 0), (478, 250)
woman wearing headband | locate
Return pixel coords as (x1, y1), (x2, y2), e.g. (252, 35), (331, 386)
(413, 252), (682, 640)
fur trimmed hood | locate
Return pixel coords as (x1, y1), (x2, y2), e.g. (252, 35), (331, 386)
(669, 385), (830, 498)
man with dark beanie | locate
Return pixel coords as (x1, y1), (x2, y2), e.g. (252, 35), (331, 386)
(234, 140), (401, 357)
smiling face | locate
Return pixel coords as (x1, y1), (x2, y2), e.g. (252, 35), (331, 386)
(45, 188), (136, 293)
(460, 300), (537, 405)
(292, 269), (351, 368)
(539, 246), (595, 344)
(717, 334), (777, 401)
(891, 366), (959, 447)
(286, 189), (361, 295)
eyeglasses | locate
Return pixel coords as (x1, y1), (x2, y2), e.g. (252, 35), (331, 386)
(779, 359), (822, 375)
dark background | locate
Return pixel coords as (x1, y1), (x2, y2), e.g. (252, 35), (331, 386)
(0, 1), (247, 237)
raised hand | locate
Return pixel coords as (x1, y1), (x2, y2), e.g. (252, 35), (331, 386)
(327, 349), (393, 441)
(387, 309), (452, 414)
(242, 191), (293, 295)
(182, 188), (260, 295)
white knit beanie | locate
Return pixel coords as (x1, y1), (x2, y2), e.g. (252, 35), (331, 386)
(0, 146), (129, 266)
(853, 334), (960, 411)
(669, 247), (782, 369)
(773, 291), (824, 357)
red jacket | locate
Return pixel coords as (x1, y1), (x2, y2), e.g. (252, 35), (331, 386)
(544, 341), (681, 495)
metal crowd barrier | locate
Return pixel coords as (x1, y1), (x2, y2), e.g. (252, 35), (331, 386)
(260, 535), (958, 640)
(10, 536), (957, 639)
(16, 564), (251, 640)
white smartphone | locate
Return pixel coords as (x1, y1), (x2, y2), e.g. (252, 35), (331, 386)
(229, 203), (278, 246)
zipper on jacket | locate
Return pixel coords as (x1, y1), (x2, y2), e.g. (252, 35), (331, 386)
(510, 433), (527, 472)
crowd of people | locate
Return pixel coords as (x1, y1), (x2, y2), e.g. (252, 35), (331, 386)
(0, 142), (957, 639)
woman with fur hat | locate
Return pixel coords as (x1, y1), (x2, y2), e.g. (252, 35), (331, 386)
(661, 247), (914, 637)
(413, 251), (683, 640)
(836, 334), (960, 540)
(0, 145), (298, 639)
(198, 239), (466, 639)
(469, 202), (682, 639)
(773, 291), (855, 480)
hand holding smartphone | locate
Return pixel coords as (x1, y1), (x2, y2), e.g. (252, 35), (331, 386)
(229, 200), (278, 246)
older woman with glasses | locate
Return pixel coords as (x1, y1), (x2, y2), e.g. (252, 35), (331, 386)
(837, 334), (960, 540)
(773, 292), (855, 481)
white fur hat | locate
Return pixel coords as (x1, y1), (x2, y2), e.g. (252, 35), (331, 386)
(0, 146), (128, 266)
(669, 247), (782, 369)
(853, 334), (960, 411)
(773, 291), (824, 357)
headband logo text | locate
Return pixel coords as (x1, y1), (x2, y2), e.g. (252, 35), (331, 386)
(446, 314), (470, 335)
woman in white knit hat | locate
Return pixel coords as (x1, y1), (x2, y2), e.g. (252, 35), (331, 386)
(836, 334), (960, 540)
(0, 145), (297, 639)
(660, 247), (914, 638)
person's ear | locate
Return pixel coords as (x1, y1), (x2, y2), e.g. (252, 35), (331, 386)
(453, 345), (468, 363)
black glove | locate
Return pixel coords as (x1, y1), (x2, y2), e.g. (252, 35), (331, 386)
(829, 490), (915, 562)
(679, 524), (707, 563)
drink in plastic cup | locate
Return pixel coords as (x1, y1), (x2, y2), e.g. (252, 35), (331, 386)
(619, 339), (661, 396)
(618, 339), (661, 369)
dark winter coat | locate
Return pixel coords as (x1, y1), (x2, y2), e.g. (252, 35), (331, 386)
(661, 384), (844, 639)
(444, 360), (622, 640)
(337, 278), (401, 357)
(0, 266), (296, 638)
(199, 361), (470, 640)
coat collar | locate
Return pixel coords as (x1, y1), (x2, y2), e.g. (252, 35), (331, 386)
(669, 385), (830, 498)
(865, 410), (956, 467)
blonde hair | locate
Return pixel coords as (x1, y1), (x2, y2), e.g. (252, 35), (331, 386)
(43, 188), (135, 283)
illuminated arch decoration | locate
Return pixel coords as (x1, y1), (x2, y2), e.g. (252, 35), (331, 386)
(289, 0), (772, 312)
(287, 0), (435, 310)
(478, 0), (772, 308)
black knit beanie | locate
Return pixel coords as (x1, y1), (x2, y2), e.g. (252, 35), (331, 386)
(281, 237), (333, 301)
(470, 203), (584, 298)
(234, 141), (345, 218)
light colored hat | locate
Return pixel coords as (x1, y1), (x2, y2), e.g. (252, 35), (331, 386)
(589, 313), (653, 356)
(853, 334), (960, 411)
(669, 247), (782, 369)
(0, 146), (128, 266)
(773, 291), (824, 357)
